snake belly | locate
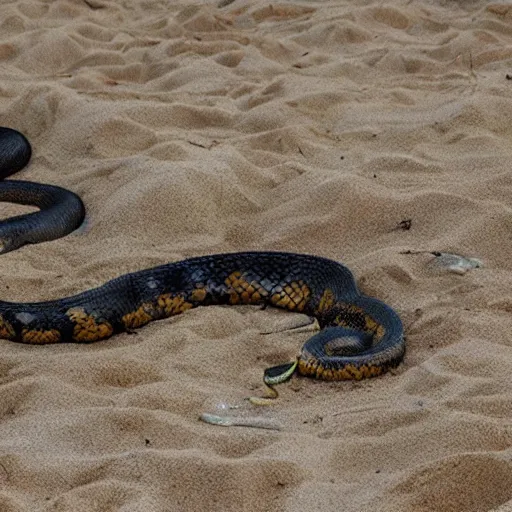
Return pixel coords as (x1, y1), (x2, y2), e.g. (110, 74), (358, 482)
(0, 251), (405, 380)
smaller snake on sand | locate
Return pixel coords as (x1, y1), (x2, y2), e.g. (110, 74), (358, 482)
(0, 128), (405, 386)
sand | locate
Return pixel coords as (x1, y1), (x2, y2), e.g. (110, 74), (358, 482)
(1, 0), (512, 510)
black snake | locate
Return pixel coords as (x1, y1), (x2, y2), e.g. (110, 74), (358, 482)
(0, 127), (405, 383)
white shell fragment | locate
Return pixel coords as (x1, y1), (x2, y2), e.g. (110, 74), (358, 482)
(430, 252), (482, 275)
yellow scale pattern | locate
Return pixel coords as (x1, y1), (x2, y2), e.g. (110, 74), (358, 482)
(270, 281), (311, 312)
(67, 307), (114, 342)
(316, 288), (335, 314)
(333, 302), (386, 341)
(190, 287), (207, 302)
(122, 305), (154, 330)
(0, 314), (15, 340)
(224, 271), (312, 312)
(224, 271), (269, 305)
(121, 294), (193, 330)
(298, 358), (384, 380)
(21, 328), (61, 344)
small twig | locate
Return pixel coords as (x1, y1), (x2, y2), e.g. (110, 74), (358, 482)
(188, 140), (218, 150)
(83, 0), (105, 8)
(199, 413), (282, 430)
(260, 317), (318, 335)
(0, 462), (9, 483)
(400, 249), (438, 256)
(188, 141), (208, 149)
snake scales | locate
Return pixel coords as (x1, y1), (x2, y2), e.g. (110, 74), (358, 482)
(0, 127), (404, 381)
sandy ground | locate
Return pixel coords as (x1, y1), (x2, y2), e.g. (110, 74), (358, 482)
(1, 0), (512, 510)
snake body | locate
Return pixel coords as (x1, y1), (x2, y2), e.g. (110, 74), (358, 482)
(0, 128), (405, 381)
(0, 128), (84, 254)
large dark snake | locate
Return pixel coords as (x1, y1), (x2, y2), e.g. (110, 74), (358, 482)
(0, 127), (405, 384)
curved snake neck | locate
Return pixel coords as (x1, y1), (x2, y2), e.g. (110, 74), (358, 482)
(0, 128), (405, 381)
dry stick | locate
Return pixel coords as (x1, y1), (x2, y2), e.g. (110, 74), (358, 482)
(199, 413), (282, 430)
